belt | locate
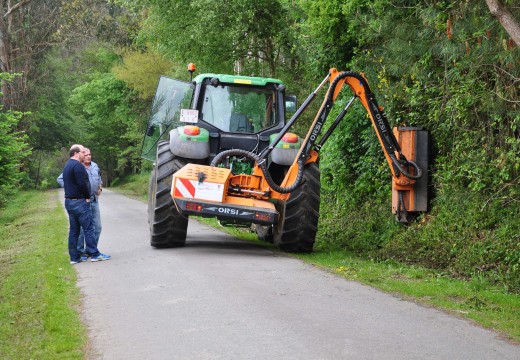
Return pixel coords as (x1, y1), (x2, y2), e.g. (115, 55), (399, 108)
(65, 198), (83, 200)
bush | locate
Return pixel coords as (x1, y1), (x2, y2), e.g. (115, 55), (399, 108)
(0, 74), (30, 206)
(321, 185), (520, 293)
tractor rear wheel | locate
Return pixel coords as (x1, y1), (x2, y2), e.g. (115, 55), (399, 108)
(273, 162), (320, 252)
(148, 141), (189, 248)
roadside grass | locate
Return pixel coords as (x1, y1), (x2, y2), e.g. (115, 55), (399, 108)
(0, 190), (85, 359)
(109, 172), (149, 202)
(294, 250), (520, 343)
(112, 178), (520, 343)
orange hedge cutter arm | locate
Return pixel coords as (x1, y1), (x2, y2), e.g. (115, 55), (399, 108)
(269, 68), (423, 199)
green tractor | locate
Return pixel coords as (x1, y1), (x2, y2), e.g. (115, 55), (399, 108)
(142, 65), (320, 252)
(142, 65), (428, 253)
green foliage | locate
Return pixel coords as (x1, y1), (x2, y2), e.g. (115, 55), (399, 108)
(69, 69), (147, 182)
(76, 45), (123, 77)
(320, 99), (390, 204)
(112, 50), (176, 99)
(58, 0), (140, 47)
(0, 74), (30, 205)
(378, 187), (520, 293)
(117, 0), (299, 77)
(298, 0), (357, 74)
(22, 50), (79, 188)
(315, 0), (520, 292)
(317, 185), (520, 293)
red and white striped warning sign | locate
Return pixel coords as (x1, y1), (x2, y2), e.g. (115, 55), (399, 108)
(174, 178), (196, 198)
(174, 177), (225, 201)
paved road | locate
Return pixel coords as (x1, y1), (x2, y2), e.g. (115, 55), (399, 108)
(66, 189), (519, 359)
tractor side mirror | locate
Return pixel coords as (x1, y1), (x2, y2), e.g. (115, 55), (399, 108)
(285, 95), (297, 113)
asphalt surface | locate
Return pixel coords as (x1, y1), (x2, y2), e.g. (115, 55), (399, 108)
(63, 189), (520, 360)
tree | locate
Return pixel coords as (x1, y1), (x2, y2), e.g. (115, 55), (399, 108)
(21, 1), (141, 188)
(0, 0), (61, 110)
(69, 70), (146, 183)
(114, 0), (297, 77)
(112, 50), (175, 99)
(26, 50), (77, 187)
(0, 0), (76, 188)
(298, 0), (358, 76)
(58, 0), (140, 47)
(485, 0), (520, 45)
(0, 73), (29, 205)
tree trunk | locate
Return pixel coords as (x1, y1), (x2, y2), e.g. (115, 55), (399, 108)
(0, 1), (12, 107)
(34, 150), (42, 187)
(485, 0), (520, 46)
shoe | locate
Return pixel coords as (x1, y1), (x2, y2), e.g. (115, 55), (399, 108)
(80, 255), (89, 262)
(70, 259), (82, 265)
(91, 253), (111, 262)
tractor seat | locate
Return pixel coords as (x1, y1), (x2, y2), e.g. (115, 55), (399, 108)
(230, 113), (253, 133)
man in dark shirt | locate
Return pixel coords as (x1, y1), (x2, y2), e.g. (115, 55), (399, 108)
(63, 144), (111, 264)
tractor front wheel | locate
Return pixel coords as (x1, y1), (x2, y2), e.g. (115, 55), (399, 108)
(253, 224), (274, 243)
(148, 141), (189, 248)
(273, 162), (320, 252)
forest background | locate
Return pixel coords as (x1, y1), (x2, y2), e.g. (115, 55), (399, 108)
(0, 0), (518, 293)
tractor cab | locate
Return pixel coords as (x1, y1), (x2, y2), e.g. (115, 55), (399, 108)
(141, 72), (295, 163)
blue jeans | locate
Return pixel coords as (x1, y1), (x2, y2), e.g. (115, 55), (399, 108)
(78, 199), (101, 253)
(65, 199), (100, 262)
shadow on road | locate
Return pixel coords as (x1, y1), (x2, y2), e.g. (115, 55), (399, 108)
(151, 234), (277, 257)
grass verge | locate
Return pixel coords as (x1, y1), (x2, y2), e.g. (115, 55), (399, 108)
(294, 250), (520, 343)
(109, 172), (149, 202)
(0, 190), (85, 359)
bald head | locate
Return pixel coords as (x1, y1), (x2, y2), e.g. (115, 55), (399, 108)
(69, 144), (85, 161)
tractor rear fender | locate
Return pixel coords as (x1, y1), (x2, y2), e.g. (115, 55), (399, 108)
(269, 133), (301, 166)
(169, 126), (210, 159)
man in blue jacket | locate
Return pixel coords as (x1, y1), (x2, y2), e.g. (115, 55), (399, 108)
(62, 144), (110, 264)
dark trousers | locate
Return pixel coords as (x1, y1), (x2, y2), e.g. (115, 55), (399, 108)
(78, 199), (101, 252)
(65, 199), (100, 261)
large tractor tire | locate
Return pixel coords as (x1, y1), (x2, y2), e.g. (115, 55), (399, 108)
(273, 162), (321, 252)
(148, 141), (189, 248)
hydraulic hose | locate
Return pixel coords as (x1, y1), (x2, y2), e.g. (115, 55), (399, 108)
(326, 71), (371, 103)
(326, 71), (424, 181)
(210, 149), (305, 194)
(390, 155), (423, 180)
